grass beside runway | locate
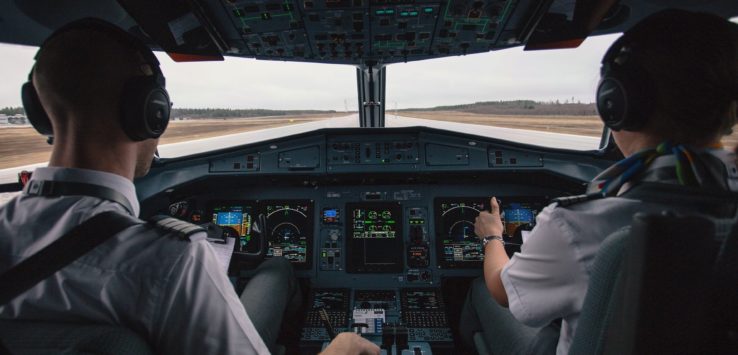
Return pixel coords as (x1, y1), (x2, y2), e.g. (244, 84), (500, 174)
(0, 114), (343, 169)
(398, 111), (738, 149)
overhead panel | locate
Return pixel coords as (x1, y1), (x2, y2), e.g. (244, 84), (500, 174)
(222, 0), (308, 58)
(212, 0), (521, 64)
(433, 0), (516, 57)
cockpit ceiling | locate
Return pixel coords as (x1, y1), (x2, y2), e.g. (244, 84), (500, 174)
(3, 0), (738, 65)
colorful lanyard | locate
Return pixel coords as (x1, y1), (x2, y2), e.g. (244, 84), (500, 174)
(587, 142), (721, 197)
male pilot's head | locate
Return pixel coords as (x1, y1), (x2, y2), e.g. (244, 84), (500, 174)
(600, 9), (738, 156)
(32, 22), (165, 177)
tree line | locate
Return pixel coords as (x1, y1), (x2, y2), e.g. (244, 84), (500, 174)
(0, 107), (25, 115)
(171, 108), (337, 119)
(0, 107), (338, 119)
(399, 100), (598, 116)
(2, 100), (598, 118)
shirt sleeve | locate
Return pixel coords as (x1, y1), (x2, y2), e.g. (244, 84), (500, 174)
(150, 234), (270, 355)
(501, 206), (588, 328)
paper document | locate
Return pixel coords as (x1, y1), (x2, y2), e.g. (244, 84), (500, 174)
(208, 237), (235, 274)
(521, 230), (532, 244)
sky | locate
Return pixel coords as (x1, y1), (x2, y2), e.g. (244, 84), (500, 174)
(0, 34), (622, 111)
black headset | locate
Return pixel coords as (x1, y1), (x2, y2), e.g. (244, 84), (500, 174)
(21, 18), (171, 142)
(596, 34), (656, 132)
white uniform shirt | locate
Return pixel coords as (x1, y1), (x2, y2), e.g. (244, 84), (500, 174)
(0, 167), (269, 355)
(501, 150), (738, 355)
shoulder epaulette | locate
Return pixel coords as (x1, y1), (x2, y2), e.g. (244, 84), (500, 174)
(148, 215), (206, 241)
(550, 193), (603, 207)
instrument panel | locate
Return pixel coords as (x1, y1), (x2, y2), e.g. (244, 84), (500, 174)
(168, 188), (554, 280)
(145, 128), (608, 352)
(153, 130), (603, 284)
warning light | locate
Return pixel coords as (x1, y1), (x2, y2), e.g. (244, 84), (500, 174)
(424, 7), (433, 13)
(376, 9), (386, 15)
(409, 11), (418, 16)
(386, 9), (395, 14)
(400, 11), (409, 17)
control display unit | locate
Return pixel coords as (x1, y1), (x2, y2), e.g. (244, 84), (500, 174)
(435, 197), (547, 268)
(263, 200), (314, 268)
(346, 202), (404, 273)
(322, 207), (340, 224)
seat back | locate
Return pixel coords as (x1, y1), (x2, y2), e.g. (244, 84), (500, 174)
(0, 320), (153, 354)
(570, 212), (738, 355)
(567, 227), (629, 355)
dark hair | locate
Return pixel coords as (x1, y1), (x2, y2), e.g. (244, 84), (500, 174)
(33, 29), (143, 118)
(621, 9), (738, 143)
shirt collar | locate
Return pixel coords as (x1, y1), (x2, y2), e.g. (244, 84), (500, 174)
(619, 149), (738, 195)
(27, 167), (140, 216)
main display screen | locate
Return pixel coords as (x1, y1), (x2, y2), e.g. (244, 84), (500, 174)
(211, 204), (254, 251)
(211, 200), (313, 268)
(263, 200), (313, 267)
(346, 202), (404, 273)
(435, 197), (546, 268)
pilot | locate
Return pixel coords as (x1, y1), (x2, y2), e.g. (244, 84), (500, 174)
(461, 9), (738, 355)
(0, 19), (379, 355)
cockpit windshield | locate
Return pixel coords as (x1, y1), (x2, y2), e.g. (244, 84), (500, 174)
(1, 28), (737, 175)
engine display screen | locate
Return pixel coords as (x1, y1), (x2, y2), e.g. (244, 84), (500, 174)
(263, 200), (313, 268)
(346, 202), (403, 273)
(211, 203), (255, 251)
(435, 197), (546, 268)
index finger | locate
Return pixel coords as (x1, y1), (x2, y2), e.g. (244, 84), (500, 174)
(490, 197), (499, 213)
(358, 338), (381, 355)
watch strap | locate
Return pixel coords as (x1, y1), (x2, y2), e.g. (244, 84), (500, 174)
(482, 235), (505, 246)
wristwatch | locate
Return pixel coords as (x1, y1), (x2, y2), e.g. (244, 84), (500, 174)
(482, 235), (505, 247)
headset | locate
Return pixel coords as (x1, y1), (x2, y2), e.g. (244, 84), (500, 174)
(21, 18), (171, 142)
(596, 34), (655, 132)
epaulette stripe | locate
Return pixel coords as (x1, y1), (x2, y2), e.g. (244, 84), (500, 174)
(551, 193), (602, 207)
(148, 215), (206, 241)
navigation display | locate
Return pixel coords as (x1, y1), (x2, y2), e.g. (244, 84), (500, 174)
(211, 203), (255, 252)
(263, 200), (313, 268)
(346, 202), (403, 273)
(435, 197), (546, 268)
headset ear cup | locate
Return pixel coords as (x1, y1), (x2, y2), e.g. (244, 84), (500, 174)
(144, 87), (171, 137)
(120, 77), (170, 141)
(597, 67), (652, 132)
(21, 82), (54, 136)
(597, 77), (628, 131)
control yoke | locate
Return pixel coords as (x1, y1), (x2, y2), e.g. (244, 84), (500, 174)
(243, 213), (268, 260)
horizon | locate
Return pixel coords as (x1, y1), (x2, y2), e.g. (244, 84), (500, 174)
(0, 98), (598, 115)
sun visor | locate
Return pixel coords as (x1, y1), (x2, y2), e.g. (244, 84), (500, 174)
(524, 0), (621, 51)
(116, 0), (225, 62)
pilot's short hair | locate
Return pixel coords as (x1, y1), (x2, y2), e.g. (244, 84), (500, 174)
(33, 28), (143, 120)
(620, 9), (738, 143)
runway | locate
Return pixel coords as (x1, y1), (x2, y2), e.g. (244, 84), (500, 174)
(0, 114), (599, 184)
